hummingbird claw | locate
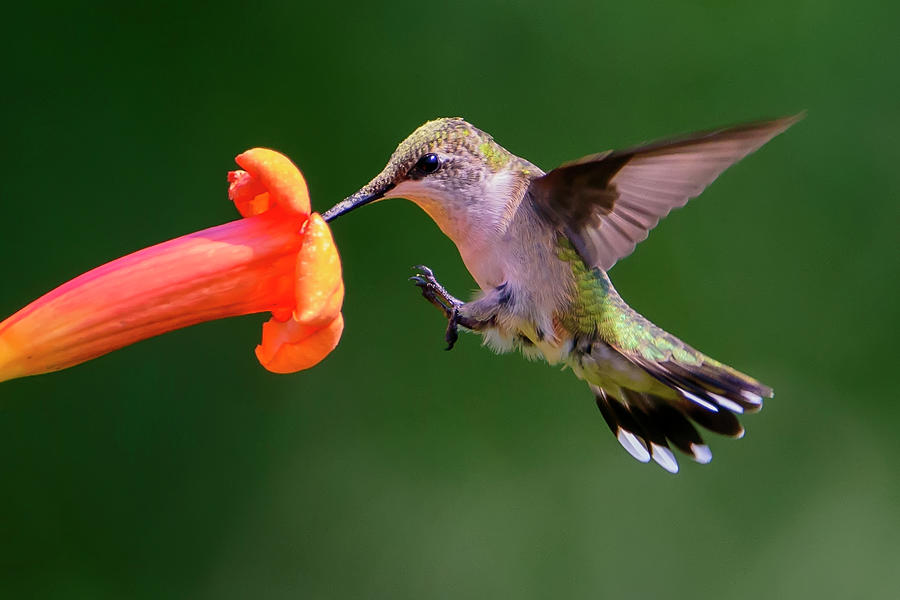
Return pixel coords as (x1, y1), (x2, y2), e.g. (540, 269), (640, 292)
(445, 307), (461, 350)
(409, 264), (467, 349)
(412, 264), (434, 278)
(409, 266), (452, 317)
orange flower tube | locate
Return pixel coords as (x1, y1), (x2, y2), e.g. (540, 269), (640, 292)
(0, 149), (343, 383)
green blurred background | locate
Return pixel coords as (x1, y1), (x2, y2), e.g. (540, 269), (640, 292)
(2, 1), (898, 598)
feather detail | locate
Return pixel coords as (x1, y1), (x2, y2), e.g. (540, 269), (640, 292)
(593, 386), (718, 472)
(531, 114), (802, 270)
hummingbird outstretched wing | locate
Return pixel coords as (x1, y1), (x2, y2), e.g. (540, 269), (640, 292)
(530, 115), (802, 271)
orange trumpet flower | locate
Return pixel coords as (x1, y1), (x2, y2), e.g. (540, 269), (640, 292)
(0, 148), (344, 383)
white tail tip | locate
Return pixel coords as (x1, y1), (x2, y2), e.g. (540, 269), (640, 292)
(617, 429), (651, 463)
(651, 444), (679, 473)
(690, 444), (713, 464)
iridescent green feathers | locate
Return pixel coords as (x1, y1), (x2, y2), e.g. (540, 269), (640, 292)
(557, 236), (772, 472)
(390, 118), (513, 175)
(557, 238), (701, 365)
(347, 118), (522, 206)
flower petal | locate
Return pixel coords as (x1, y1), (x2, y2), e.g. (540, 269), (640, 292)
(255, 313), (343, 373)
(234, 149), (310, 216)
(254, 212), (344, 374)
(294, 213), (344, 327)
(228, 169), (271, 217)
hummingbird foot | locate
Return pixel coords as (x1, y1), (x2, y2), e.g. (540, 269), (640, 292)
(409, 265), (475, 350)
(410, 265), (461, 318)
(444, 305), (465, 350)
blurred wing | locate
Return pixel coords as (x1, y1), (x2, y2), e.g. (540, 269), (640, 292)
(530, 115), (802, 270)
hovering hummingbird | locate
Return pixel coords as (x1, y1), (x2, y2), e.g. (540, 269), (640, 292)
(323, 114), (800, 473)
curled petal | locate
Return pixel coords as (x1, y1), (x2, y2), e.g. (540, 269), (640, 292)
(234, 148), (310, 216)
(228, 170), (271, 217)
(255, 313), (343, 373)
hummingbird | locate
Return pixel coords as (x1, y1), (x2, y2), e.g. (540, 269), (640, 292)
(323, 114), (800, 473)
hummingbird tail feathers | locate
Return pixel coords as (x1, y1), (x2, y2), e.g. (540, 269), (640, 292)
(632, 355), (772, 416)
(591, 358), (773, 473)
(593, 386), (710, 473)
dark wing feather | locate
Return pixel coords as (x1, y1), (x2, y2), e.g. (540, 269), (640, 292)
(531, 115), (802, 270)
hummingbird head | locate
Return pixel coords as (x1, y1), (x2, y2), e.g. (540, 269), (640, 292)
(323, 118), (532, 243)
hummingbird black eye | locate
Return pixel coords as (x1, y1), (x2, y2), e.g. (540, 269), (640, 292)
(415, 153), (441, 175)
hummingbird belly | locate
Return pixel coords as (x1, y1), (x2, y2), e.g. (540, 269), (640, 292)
(483, 318), (673, 400)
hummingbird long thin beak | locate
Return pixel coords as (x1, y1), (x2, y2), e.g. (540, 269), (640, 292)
(322, 182), (396, 223)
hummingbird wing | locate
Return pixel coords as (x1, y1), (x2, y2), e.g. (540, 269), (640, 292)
(530, 115), (802, 271)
